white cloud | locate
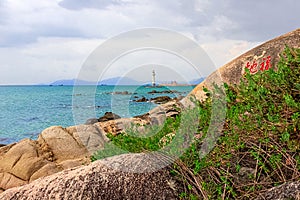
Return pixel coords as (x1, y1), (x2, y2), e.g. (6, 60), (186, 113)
(0, 37), (102, 85)
(0, 0), (299, 84)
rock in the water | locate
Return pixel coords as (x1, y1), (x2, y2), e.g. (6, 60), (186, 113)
(133, 97), (149, 102)
(0, 154), (181, 200)
(98, 112), (121, 122)
(148, 90), (179, 94)
(112, 91), (132, 95)
(150, 96), (172, 104)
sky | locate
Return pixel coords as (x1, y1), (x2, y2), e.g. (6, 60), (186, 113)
(0, 0), (299, 85)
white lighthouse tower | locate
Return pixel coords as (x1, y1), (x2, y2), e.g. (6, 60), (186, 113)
(152, 70), (156, 87)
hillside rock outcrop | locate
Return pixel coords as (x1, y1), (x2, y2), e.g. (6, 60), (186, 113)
(0, 154), (180, 200)
(182, 28), (300, 106)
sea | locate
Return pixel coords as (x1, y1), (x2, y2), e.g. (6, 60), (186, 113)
(0, 85), (194, 145)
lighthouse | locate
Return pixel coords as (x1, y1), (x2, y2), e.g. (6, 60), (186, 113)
(152, 70), (156, 87)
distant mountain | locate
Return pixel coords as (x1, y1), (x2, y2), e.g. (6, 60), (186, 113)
(98, 77), (141, 85)
(48, 77), (205, 86)
(49, 79), (95, 86)
(49, 77), (141, 86)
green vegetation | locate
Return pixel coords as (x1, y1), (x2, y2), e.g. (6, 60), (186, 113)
(91, 117), (183, 161)
(92, 46), (300, 199)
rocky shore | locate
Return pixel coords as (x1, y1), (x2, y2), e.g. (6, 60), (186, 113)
(0, 28), (300, 199)
(0, 99), (183, 193)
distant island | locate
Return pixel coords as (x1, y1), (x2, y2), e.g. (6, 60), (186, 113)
(47, 77), (205, 86)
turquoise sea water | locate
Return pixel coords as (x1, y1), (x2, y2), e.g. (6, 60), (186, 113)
(0, 85), (194, 144)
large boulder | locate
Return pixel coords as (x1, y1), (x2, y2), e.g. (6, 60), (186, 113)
(0, 154), (181, 200)
(37, 126), (89, 163)
(0, 124), (109, 192)
(182, 28), (300, 107)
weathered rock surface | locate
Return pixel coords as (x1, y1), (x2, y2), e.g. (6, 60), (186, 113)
(0, 124), (109, 192)
(255, 181), (300, 200)
(99, 153), (177, 173)
(0, 154), (180, 200)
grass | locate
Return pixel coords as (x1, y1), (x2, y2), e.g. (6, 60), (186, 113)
(91, 46), (300, 199)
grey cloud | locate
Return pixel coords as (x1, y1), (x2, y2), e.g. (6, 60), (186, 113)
(0, 1), (10, 25)
(148, 0), (299, 41)
(0, 32), (36, 47)
(219, 0), (300, 41)
(1, 0), (299, 48)
(188, 0), (299, 41)
(0, 25), (85, 47)
(58, 0), (123, 10)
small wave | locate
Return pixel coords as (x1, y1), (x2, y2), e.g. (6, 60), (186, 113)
(21, 117), (39, 122)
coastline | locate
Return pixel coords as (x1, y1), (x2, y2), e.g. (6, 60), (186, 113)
(0, 29), (299, 199)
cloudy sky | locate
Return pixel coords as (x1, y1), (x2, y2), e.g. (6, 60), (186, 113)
(0, 0), (299, 85)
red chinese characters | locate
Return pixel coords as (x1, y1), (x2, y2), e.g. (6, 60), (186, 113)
(245, 55), (272, 74)
(246, 60), (258, 73)
(259, 56), (271, 71)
